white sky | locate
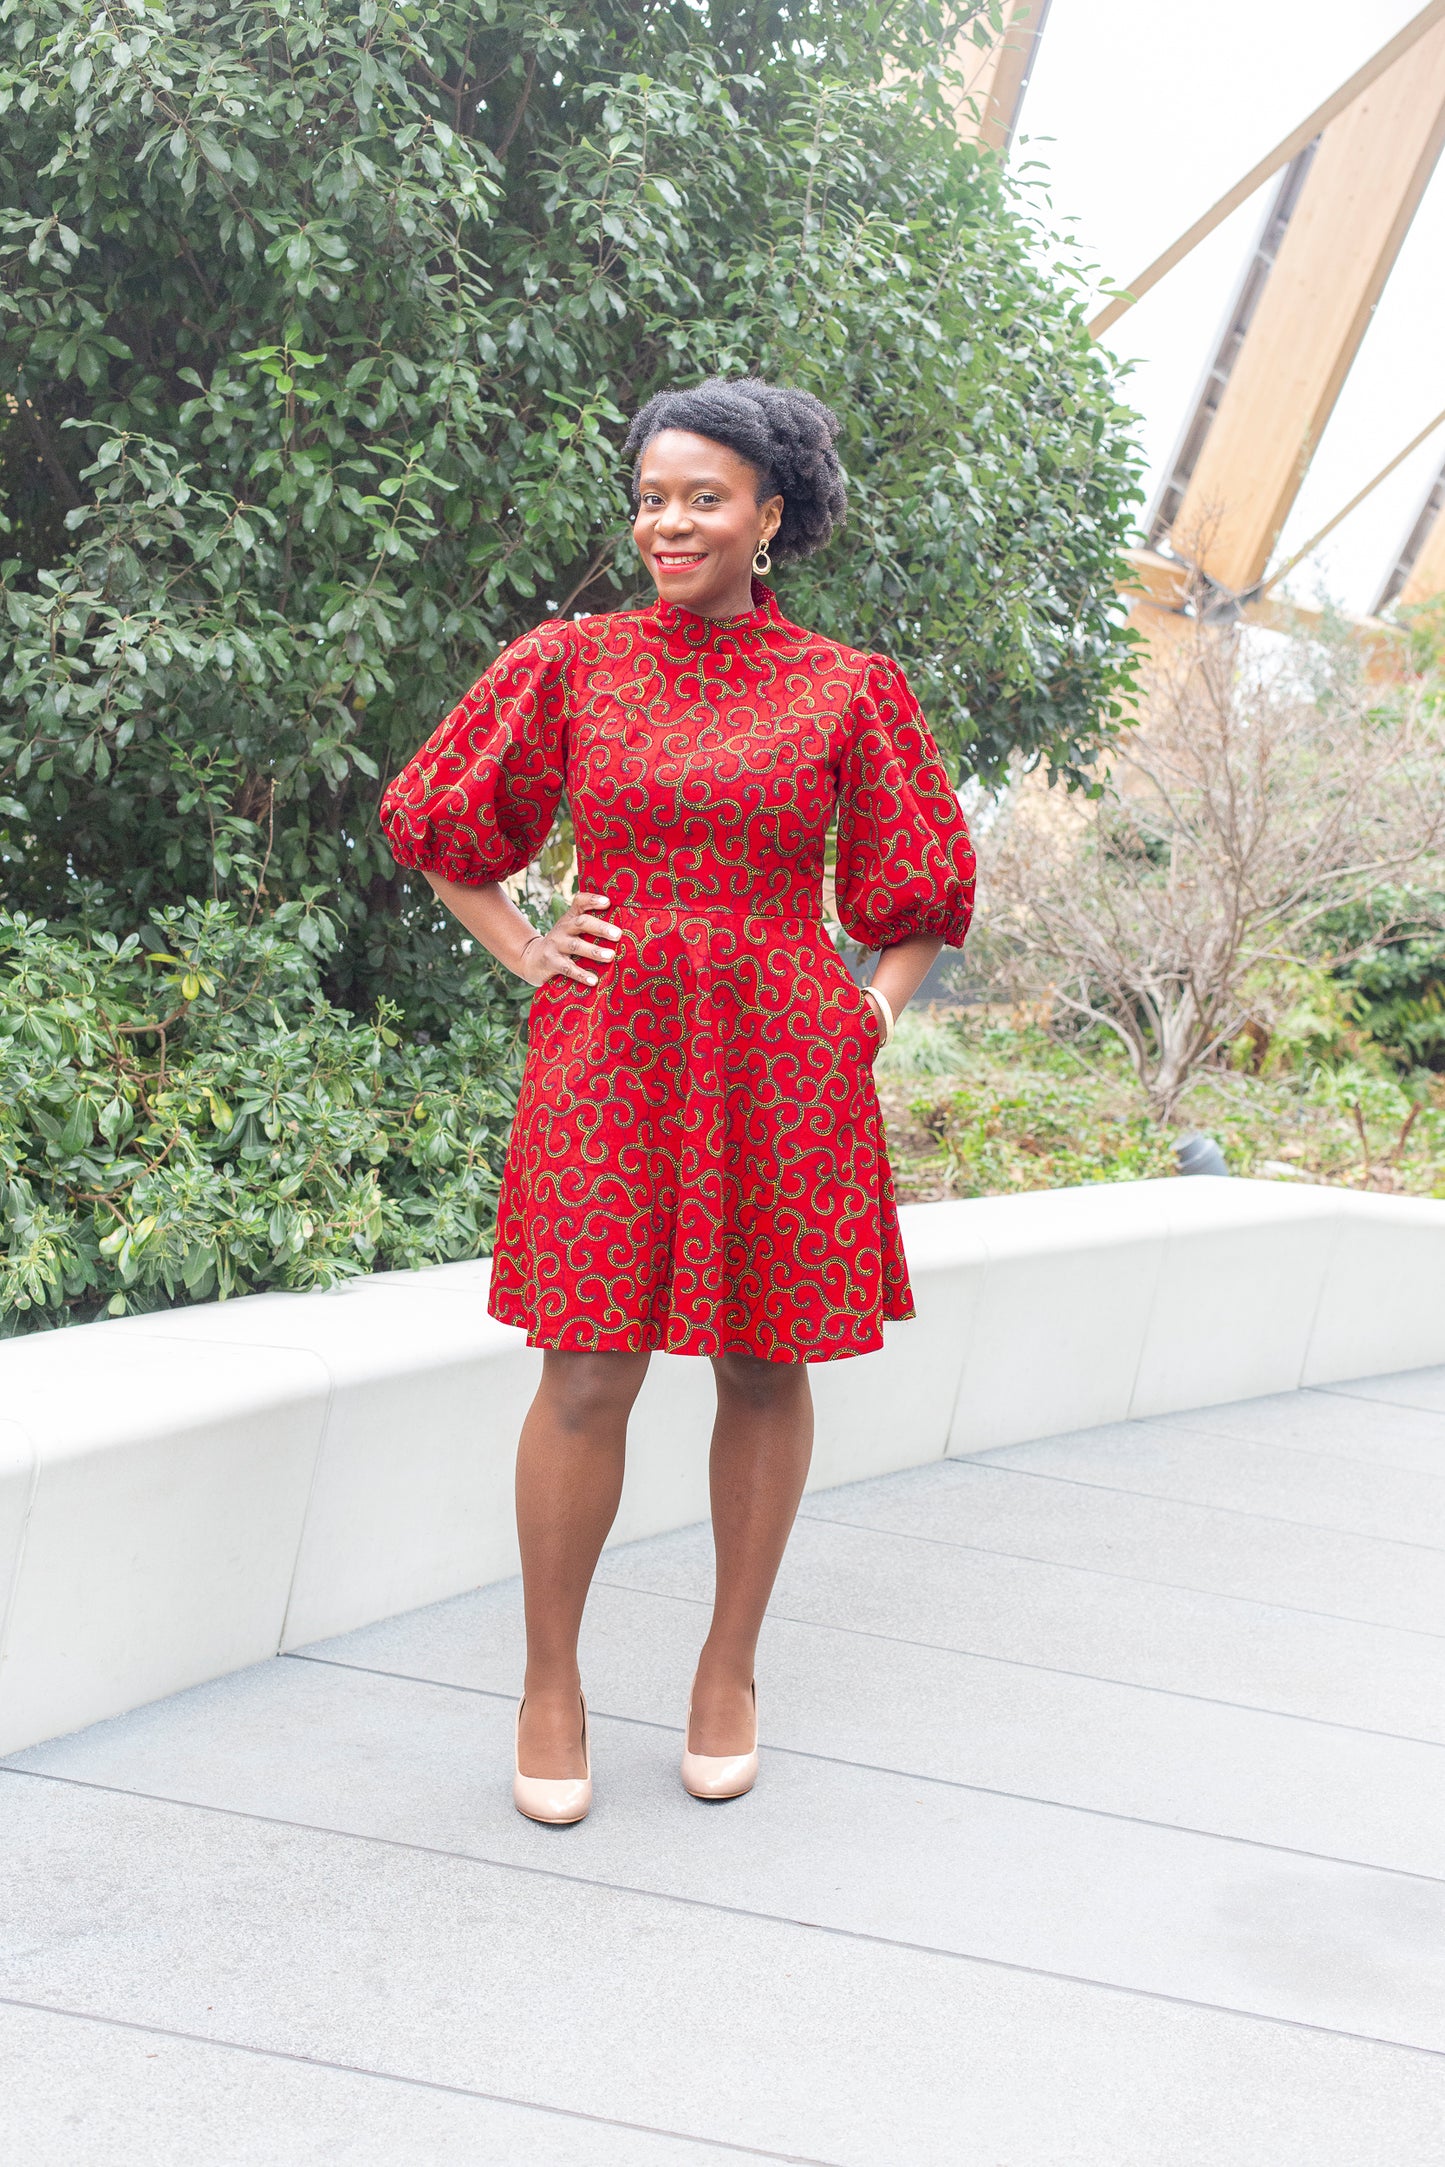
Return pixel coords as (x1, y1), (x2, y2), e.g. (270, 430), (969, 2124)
(1012, 0), (1445, 612)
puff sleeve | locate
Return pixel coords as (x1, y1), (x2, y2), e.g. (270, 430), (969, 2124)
(835, 653), (976, 949)
(379, 620), (572, 884)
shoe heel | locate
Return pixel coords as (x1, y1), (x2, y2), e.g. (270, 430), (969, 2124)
(514, 1693), (592, 1825)
(681, 1680), (758, 1801)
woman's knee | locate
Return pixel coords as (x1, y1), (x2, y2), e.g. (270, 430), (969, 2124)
(712, 1350), (808, 1411)
(540, 1349), (650, 1433)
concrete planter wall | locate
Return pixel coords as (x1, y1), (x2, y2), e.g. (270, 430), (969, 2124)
(2, 1176), (1443, 1757)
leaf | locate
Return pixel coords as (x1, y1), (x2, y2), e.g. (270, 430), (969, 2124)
(59, 1101), (94, 1154)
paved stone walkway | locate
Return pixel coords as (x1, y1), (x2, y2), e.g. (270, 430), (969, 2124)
(4, 1368), (1445, 2164)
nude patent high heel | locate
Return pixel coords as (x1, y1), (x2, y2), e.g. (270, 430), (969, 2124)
(514, 1694), (591, 1825)
(681, 1680), (758, 1801)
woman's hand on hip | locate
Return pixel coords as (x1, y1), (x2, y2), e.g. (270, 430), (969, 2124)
(518, 893), (623, 988)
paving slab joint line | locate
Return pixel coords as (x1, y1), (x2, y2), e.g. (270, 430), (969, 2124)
(1141, 1415), (1445, 1493)
(7, 1768), (1444, 2060)
(278, 1654), (1445, 1884)
(0, 1995), (840, 2167)
(584, 1577), (1445, 1749)
(1312, 1383), (1445, 1414)
(931, 1451), (1445, 1550)
(933, 1454), (1445, 1557)
(794, 1507), (1445, 1640)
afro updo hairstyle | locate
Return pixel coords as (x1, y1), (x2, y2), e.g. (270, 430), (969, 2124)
(622, 377), (846, 565)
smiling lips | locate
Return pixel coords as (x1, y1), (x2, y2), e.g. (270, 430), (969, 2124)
(653, 550), (708, 573)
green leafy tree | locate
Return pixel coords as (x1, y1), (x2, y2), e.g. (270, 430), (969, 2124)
(0, 0), (1142, 1019)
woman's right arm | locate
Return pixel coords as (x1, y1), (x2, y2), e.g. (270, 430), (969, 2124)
(423, 871), (623, 990)
(383, 622), (621, 990)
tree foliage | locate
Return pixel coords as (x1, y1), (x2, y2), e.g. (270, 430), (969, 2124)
(0, 902), (521, 1331)
(0, 0), (1142, 1017)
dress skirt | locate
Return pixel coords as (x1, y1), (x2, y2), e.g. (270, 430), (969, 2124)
(487, 903), (904, 1361)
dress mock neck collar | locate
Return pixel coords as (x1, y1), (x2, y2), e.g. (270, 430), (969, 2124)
(650, 579), (784, 635)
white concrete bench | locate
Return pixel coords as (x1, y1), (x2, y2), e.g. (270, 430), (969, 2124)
(3, 1176), (1443, 1757)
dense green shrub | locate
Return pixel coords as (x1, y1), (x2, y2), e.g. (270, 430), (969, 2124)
(1318, 888), (1445, 1074)
(0, 0), (1142, 1018)
(0, 905), (522, 1332)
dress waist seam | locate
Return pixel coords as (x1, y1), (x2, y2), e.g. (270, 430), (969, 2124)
(587, 896), (824, 922)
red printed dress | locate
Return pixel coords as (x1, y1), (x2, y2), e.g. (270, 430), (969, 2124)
(380, 582), (975, 1361)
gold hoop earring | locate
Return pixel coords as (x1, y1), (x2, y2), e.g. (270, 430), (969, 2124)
(752, 538), (773, 578)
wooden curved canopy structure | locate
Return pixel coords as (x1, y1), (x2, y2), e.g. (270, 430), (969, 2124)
(958, 0), (1445, 640)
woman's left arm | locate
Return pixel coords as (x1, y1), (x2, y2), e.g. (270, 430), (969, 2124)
(835, 654), (976, 1045)
(868, 933), (944, 1029)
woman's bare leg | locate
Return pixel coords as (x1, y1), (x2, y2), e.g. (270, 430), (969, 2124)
(515, 1348), (651, 1778)
(689, 1353), (814, 1754)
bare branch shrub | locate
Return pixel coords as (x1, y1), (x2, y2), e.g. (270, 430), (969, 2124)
(979, 617), (1445, 1120)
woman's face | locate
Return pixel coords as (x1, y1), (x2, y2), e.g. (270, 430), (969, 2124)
(632, 429), (783, 619)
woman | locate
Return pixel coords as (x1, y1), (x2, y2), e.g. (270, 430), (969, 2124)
(380, 377), (974, 1825)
